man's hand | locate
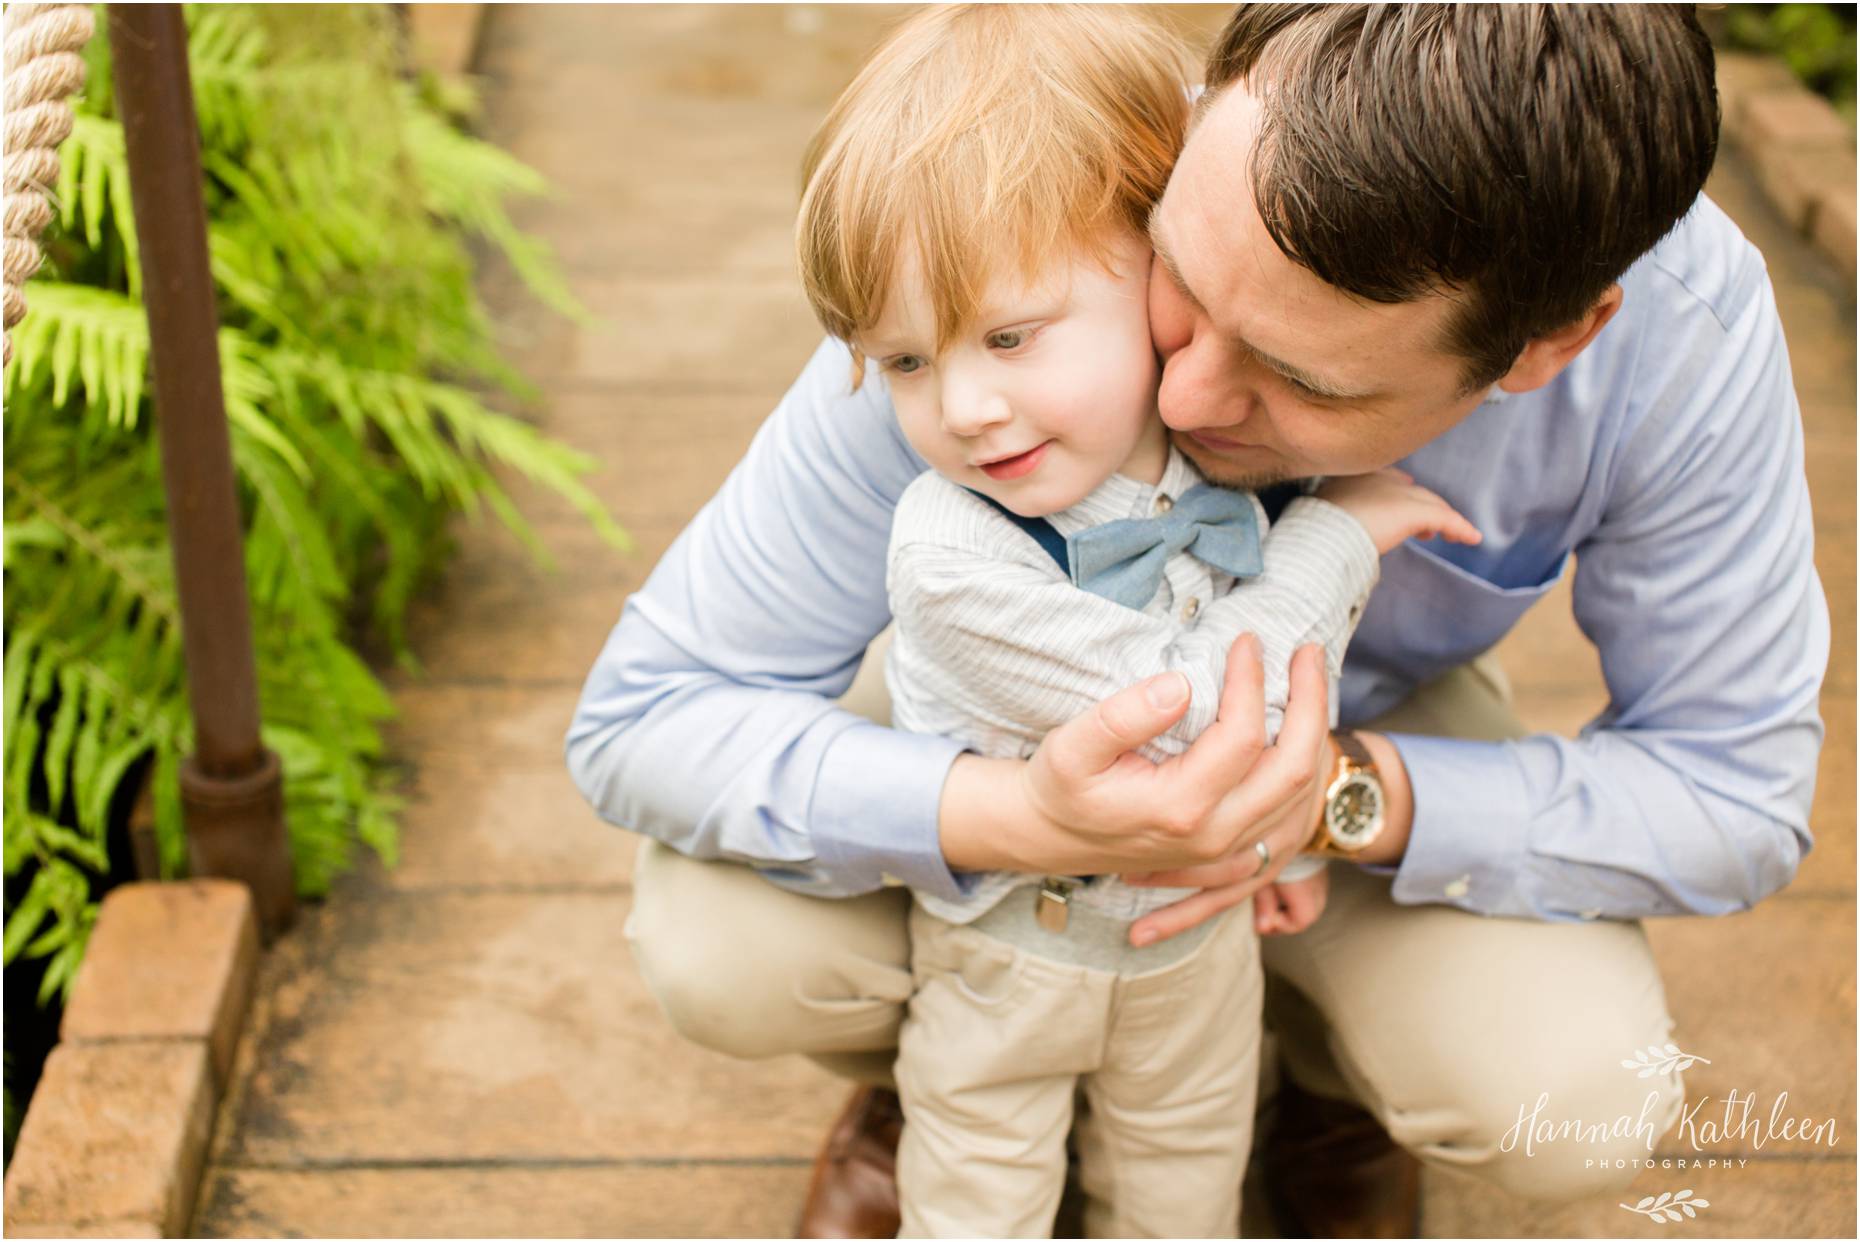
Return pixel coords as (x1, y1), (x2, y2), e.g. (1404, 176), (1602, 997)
(1125, 728), (1416, 945)
(1119, 721), (1331, 947)
(937, 636), (1333, 918)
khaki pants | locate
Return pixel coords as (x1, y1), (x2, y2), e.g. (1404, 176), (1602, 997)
(898, 903), (1261, 1237)
(625, 642), (1685, 1205)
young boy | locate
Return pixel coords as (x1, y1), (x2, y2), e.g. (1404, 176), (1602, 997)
(797, 6), (1478, 1236)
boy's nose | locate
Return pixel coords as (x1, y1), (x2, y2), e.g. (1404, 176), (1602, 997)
(940, 380), (1012, 437)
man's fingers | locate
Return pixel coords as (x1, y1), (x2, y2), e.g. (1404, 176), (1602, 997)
(1128, 803), (1310, 888)
(1125, 851), (1255, 889)
(1174, 633), (1267, 793)
(1058, 670), (1191, 777)
(1233, 642), (1327, 801)
(1286, 641), (1329, 719)
(1126, 790), (1320, 943)
(1211, 757), (1319, 848)
(1131, 877), (1265, 945)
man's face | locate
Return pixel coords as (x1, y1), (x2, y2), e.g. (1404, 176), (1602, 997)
(1147, 82), (1493, 489)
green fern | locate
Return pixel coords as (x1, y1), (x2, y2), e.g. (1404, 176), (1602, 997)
(5, 2), (623, 1015)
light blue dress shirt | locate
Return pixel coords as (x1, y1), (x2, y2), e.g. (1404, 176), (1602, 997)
(565, 195), (1828, 921)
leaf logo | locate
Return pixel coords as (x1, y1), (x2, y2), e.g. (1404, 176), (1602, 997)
(1619, 1189), (1710, 1223)
(1620, 1043), (1711, 1077)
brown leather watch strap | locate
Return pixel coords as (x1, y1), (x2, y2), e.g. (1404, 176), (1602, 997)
(1333, 729), (1375, 770)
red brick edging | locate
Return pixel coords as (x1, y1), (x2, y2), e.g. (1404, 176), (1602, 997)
(1718, 51), (1858, 280)
(4, 881), (259, 1238)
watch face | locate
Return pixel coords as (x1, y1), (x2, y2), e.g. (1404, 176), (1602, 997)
(1325, 774), (1384, 847)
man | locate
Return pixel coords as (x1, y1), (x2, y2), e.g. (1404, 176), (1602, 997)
(567, 5), (1827, 1236)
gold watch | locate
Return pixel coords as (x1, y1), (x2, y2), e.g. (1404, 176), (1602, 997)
(1307, 730), (1386, 857)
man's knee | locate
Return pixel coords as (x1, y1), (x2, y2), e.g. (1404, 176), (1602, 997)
(624, 896), (780, 1058)
(626, 840), (912, 1061)
(1416, 1035), (1687, 1203)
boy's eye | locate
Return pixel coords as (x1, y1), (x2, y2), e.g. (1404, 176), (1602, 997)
(887, 355), (926, 375)
(985, 328), (1033, 351)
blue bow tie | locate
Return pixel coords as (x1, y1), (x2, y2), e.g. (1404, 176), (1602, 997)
(1065, 484), (1263, 609)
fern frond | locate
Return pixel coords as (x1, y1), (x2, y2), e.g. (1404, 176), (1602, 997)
(207, 218), (302, 343)
(401, 90), (587, 322)
(54, 113), (140, 297)
(7, 0), (625, 1021)
(430, 384), (631, 554)
(4, 467), (179, 631)
(3, 283), (149, 432)
(186, 4), (269, 151)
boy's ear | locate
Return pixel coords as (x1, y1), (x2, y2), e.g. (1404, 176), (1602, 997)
(1496, 285), (1624, 395)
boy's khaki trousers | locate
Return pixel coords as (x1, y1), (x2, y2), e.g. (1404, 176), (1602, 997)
(625, 637), (1686, 1204)
(898, 902), (1261, 1237)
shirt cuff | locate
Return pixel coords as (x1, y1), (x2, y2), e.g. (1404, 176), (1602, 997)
(1277, 855), (1326, 882)
(1384, 732), (1532, 915)
(810, 720), (974, 902)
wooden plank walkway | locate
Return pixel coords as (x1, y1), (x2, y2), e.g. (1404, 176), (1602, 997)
(193, 7), (1854, 1236)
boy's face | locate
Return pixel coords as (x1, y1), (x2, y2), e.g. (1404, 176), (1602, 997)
(860, 233), (1162, 518)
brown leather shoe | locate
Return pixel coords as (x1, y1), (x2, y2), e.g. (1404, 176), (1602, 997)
(1263, 1076), (1422, 1238)
(796, 1086), (905, 1239)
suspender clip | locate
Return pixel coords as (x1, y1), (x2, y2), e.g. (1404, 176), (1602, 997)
(1036, 878), (1075, 933)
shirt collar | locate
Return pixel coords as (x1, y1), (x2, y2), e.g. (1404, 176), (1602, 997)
(1045, 446), (1207, 536)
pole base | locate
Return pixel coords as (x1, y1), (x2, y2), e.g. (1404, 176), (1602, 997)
(181, 747), (296, 943)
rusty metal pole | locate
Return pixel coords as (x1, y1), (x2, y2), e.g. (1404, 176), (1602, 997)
(107, 3), (295, 939)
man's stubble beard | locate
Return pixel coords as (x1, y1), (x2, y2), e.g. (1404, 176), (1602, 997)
(1171, 431), (1297, 494)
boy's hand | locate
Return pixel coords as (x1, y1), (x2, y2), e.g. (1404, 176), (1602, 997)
(1254, 868), (1329, 936)
(1316, 467), (1482, 554)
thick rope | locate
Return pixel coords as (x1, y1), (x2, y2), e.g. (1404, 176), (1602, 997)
(3, 2), (94, 369)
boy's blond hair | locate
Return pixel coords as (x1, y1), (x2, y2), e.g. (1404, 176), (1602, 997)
(797, 4), (1192, 380)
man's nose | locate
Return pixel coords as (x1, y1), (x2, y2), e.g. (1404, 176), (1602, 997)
(1157, 327), (1257, 433)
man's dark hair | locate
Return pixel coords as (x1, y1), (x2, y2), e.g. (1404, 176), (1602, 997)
(1206, 4), (1719, 391)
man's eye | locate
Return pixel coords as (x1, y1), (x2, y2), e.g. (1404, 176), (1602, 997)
(1284, 375), (1331, 403)
(985, 328), (1032, 351)
(887, 355), (926, 375)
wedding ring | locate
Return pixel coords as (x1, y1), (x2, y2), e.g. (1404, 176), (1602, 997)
(1254, 839), (1273, 874)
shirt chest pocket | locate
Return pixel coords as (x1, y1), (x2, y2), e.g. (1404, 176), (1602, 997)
(1361, 540), (1568, 683)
